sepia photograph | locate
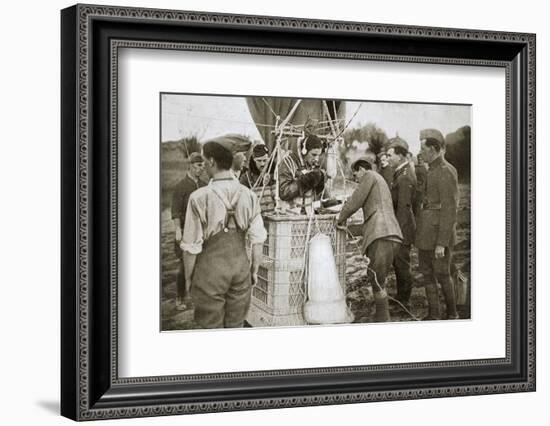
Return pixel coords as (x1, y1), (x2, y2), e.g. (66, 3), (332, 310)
(160, 93), (471, 331)
(58, 4), (536, 420)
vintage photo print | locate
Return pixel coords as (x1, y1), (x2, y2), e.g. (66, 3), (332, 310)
(160, 93), (471, 331)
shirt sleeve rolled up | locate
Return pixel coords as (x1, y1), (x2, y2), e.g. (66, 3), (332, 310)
(181, 196), (205, 254)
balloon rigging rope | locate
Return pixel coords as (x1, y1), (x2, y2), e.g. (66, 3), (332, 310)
(334, 103), (364, 139)
(299, 212), (316, 300)
(251, 144), (278, 191)
(262, 97), (280, 121)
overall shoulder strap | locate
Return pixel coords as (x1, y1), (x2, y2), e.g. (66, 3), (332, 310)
(208, 184), (243, 231)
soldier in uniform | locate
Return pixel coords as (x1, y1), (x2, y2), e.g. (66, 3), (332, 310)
(277, 134), (327, 214)
(181, 141), (267, 329)
(337, 157), (403, 322)
(415, 129), (459, 320)
(171, 152), (207, 309)
(414, 153), (428, 214)
(386, 138), (417, 311)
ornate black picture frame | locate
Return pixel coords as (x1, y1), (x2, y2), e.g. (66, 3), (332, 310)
(61, 4), (535, 421)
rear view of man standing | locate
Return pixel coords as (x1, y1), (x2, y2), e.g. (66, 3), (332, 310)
(416, 129), (459, 320)
(181, 140), (267, 329)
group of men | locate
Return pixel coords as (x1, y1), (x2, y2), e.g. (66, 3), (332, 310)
(170, 126), (460, 329)
(169, 135), (319, 328)
(337, 128), (460, 321)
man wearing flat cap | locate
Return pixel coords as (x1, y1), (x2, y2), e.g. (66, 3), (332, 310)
(278, 134), (327, 214)
(337, 156), (403, 322)
(171, 152), (207, 309)
(181, 140), (267, 329)
(387, 137), (417, 311)
(416, 128), (459, 320)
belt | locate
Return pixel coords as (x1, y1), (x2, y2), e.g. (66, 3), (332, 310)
(423, 203), (441, 210)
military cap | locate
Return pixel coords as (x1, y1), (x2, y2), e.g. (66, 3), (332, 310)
(206, 134), (252, 153)
(188, 152), (204, 163)
(420, 128), (445, 148)
(387, 135), (409, 152)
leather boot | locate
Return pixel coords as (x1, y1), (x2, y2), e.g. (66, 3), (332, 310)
(423, 282), (441, 320)
(374, 290), (390, 322)
(440, 277), (459, 320)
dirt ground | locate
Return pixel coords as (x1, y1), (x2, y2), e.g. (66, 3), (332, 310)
(161, 183), (471, 330)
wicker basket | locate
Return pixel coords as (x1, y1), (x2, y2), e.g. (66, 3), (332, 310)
(246, 213), (347, 327)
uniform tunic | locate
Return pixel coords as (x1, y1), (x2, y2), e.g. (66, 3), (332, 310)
(338, 170), (403, 254)
(391, 162), (417, 246)
(414, 164), (428, 214)
(170, 174), (207, 299)
(277, 150), (326, 213)
(390, 161), (417, 304)
(171, 174), (207, 234)
(337, 171), (403, 292)
(415, 156), (458, 251)
(379, 165), (394, 188)
(415, 156), (459, 319)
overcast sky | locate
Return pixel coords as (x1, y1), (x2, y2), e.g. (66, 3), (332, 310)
(161, 94), (471, 154)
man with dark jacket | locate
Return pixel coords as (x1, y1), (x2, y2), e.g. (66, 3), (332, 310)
(414, 153), (428, 214)
(387, 138), (417, 310)
(378, 150), (394, 188)
(337, 157), (403, 322)
(171, 152), (207, 309)
(416, 129), (459, 320)
(277, 134), (326, 214)
(240, 144), (272, 189)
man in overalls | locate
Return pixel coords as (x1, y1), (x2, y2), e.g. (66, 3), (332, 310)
(181, 141), (267, 329)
